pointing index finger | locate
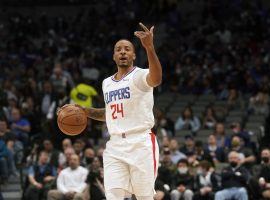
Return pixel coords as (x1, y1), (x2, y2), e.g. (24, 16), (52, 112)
(139, 22), (149, 32)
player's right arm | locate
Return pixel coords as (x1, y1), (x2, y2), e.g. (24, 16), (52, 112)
(84, 107), (106, 122)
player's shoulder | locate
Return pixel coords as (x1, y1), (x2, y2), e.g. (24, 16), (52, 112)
(133, 67), (149, 73)
(134, 66), (146, 71)
(102, 76), (113, 86)
(132, 67), (149, 78)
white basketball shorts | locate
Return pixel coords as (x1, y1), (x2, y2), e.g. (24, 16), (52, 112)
(103, 131), (159, 197)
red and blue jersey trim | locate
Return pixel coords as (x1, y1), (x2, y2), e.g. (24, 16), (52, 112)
(111, 66), (136, 82)
(150, 132), (157, 177)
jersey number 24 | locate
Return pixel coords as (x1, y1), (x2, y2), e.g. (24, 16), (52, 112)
(110, 103), (124, 119)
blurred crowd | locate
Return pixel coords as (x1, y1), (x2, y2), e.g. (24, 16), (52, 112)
(0, 0), (270, 200)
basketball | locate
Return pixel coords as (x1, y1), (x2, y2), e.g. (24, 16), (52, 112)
(57, 104), (87, 136)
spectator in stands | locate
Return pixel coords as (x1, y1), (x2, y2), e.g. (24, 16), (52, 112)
(26, 142), (41, 166)
(91, 157), (102, 171)
(215, 151), (249, 200)
(0, 139), (9, 182)
(73, 139), (84, 159)
(230, 122), (256, 150)
(175, 106), (201, 135)
(50, 63), (74, 93)
(229, 135), (256, 170)
(205, 134), (226, 163)
(250, 148), (270, 199)
(24, 151), (56, 200)
(61, 147), (75, 169)
(161, 136), (170, 148)
(85, 167), (105, 200)
(227, 87), (241, 110)
(186, 152), (200, 170)
(193, 160), (219, 200)
(0, 119), (15, 141)
(194, 141), (213, 165)
(96, 147), (104, 162)
(10, 107), (31, 146)
(62, 138), (72, 151)
(155, 109), (175, 137)
(0, 119), (18, 177)
(157, 149), (175, 189)
(82, 147), (95, 168)
(213, 123), (230, 149)
(43, 139), (60, 168)
(21, 96), (41, 137)
(170, 159), (194, 200)
(39, 81), (55, 119)
(46, 87), (70, 121)
(3, 94), (18, 122)
(248, 88), (269, 115)
(169, 139), (186, 164)
(202, 106), (217, 129)
(47, 154), (88, 200)
(180, 135), (195, 155)
(58, 138), (72, 167)
(154, 179), (171, 200)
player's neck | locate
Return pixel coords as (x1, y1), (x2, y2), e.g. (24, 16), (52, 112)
(115, 65), (134, 80)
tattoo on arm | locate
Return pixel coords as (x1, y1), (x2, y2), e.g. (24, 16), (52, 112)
(86, 108), (106, 122)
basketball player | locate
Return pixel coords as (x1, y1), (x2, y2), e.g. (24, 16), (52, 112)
(59, 22), (162, 200)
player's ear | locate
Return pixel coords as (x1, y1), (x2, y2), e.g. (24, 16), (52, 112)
(113, 53), (116, 61)
(133, 53), (136, 60)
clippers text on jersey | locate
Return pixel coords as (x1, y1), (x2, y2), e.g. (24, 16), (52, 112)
(105, 87), (130, 104)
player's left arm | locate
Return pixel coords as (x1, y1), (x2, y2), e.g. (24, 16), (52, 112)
(57, 105), (106, 122)
(135, 22), (162, 87)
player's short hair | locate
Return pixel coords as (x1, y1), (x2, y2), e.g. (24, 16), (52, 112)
(114, 39), (135, 52)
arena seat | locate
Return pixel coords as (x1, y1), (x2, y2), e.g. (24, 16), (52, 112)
(197, 129), (214, 137)
(197, 94), (216, 102)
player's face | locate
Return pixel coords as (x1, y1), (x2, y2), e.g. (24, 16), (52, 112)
(113, 40), (135, 68)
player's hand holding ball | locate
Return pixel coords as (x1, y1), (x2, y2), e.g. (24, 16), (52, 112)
(57, 104), (87, 136)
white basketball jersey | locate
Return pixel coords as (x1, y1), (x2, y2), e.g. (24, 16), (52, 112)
(102, 67), (154, 136)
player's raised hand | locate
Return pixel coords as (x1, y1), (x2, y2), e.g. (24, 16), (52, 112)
(134, 22), (154, 50)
